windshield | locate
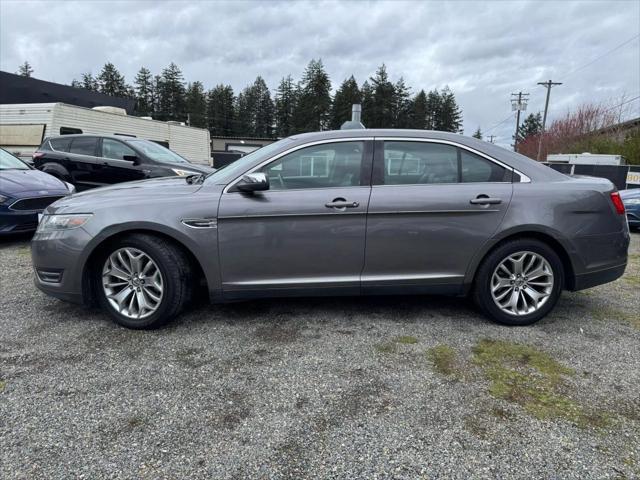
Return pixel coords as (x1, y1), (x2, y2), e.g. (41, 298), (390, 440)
(127, 140), (189, 164)
(206, 139), (293, 184)
(0, 149), (30, 170)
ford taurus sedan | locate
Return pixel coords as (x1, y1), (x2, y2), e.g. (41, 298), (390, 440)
(31, 130), (630, 329)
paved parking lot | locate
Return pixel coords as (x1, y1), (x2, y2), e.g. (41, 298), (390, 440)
(1, 232), (639, 479)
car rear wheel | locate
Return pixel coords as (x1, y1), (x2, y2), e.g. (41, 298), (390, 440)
(96, 234), (192, 329)
(473, 239), (564, 326)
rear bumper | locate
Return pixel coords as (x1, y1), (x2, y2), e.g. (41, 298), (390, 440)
(571, 263), (627, 291)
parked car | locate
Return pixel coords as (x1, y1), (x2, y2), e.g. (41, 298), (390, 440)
(31, 130), (630, 329)
(620, 188), (640, 230)
(0, 147), (74, 234)
(32, 134), (213, 190)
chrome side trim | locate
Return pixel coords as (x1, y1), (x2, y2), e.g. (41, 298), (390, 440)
(181, 218), (218, 229)
(373, 137), (532, 183)
(222, 137), (375, 194)
(219, 211), (365, 220)
(366, 209), (500, 215)
(224, 275), (360, 286)
(361, 273), (463, 282)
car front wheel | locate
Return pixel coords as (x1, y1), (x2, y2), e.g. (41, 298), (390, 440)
(473, 239), (564, 326)
(96, 234), (192, 329)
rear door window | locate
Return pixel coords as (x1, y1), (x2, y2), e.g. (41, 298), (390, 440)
(49, 137), (72, 152)
(460, 150), (511, 182)
(382, 142), (459, 185)
(69, 137), (98, 156)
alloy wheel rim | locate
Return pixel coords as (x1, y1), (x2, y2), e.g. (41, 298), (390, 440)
(102, 247), (163, 320)
(490, 251), (554, 316)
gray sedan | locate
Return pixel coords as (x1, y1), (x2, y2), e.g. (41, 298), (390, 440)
(31, 130), (630, 329)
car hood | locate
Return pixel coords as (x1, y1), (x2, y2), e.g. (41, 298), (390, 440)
(0, 169), (68, 197)
(46, 176), (204, 213)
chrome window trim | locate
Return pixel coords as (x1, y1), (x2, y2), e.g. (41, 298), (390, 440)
(223, 137), (375, 194)
(375, 137), (531, 183)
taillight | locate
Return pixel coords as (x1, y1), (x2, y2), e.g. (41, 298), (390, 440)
(610, 191), (625, 215)
(32, 152), (45, 160)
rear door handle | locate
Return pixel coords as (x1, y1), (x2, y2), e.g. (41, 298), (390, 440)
(470, 197), (502, 205)
(325, 200), (360, 209)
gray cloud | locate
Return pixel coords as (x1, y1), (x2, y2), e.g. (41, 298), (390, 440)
(1, 0), (638, 146)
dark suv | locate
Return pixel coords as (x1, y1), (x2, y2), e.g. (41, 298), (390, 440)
(33, 134), (213, 190)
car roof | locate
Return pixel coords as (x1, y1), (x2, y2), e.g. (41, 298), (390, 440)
(47, 134), (140, 142)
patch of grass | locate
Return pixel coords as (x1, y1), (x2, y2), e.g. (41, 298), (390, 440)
(623, 275), (640, 287)
(592, 306), (640, 330)
(426, 344), (459, 377)
(374, 335), (419, 354)
(395, 335), (418, 345)
(0, 380), (5, 392)
(472, 339), (609, 428)
(374, 342), (397, 354)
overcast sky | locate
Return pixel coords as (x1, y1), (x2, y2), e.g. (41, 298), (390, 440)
(1, 0), (639, 146)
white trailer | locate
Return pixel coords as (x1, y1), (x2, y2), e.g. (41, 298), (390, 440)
(0, 103), (211, 166)
(546, 153), (623, 166)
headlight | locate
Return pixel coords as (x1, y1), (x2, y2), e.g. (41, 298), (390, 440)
(64, 182), (76, 194)
(171, 168), (199, 177)
(37, 214), (93, 232)
(623, 198), (640, 206)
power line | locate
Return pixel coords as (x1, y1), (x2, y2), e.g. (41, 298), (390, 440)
(485, 112), (516, 135)
(558, 33), (640, 81)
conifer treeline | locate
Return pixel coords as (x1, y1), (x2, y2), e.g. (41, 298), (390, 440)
(71, 59), (464, 137)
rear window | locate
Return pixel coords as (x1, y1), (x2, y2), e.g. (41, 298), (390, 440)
(69, 137), (98, 156)
(49, 137), (72, 152)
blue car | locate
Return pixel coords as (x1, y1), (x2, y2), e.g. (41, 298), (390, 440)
(620, 188), (640, 230)
(0, 148), (74, 235)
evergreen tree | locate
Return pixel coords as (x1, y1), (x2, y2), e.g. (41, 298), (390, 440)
(518, 112), (543, 141)
(17, 61), (33, 77)
(409, 90), (428, 129)
(157, 62), (186, 122)
(207, 84), (236, 136)
(360, 80), (374, 128)
(253, 76), (274, 137)
(292, 59), (332, 132)
(134, 67), (154, 116)
(235, 76), (274, 137)
(472, 127), (483, 139)
(392, 77), (412, 128)
(97, 62), (127, 97)
(275, 75), (297, 137)
(369, 64), (395, 128)
(425, 89), (441, 130)
(330, 76), (361, 130)
(185, 81), (207, 128)
(435, 86), (462, 133)
(80, 72), (99, 91)
(70, 79), (82, 88)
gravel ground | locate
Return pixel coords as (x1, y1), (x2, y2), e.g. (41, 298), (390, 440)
(1, 232), (639, 480)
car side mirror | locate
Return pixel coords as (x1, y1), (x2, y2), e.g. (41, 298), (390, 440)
(236, 172), (269, 192)
(122, 154), (139, 163)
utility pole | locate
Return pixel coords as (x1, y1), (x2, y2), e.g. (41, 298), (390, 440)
(488, 135), (496, 144)
(511, 92), (529, 151)
(536, 80), (562, 161)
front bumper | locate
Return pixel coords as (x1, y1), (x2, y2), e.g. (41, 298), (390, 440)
(0, 210), (39, 234)
(31, 227), (94, 304)
(626, 208), (640, 227)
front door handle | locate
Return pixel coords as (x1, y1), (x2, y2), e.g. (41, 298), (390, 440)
(470, 196), (502, 205)
(325, 199), (360, 209)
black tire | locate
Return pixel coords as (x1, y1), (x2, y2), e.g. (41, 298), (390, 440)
(472, 238), (564, 326)
(95, 234), (192, 329)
